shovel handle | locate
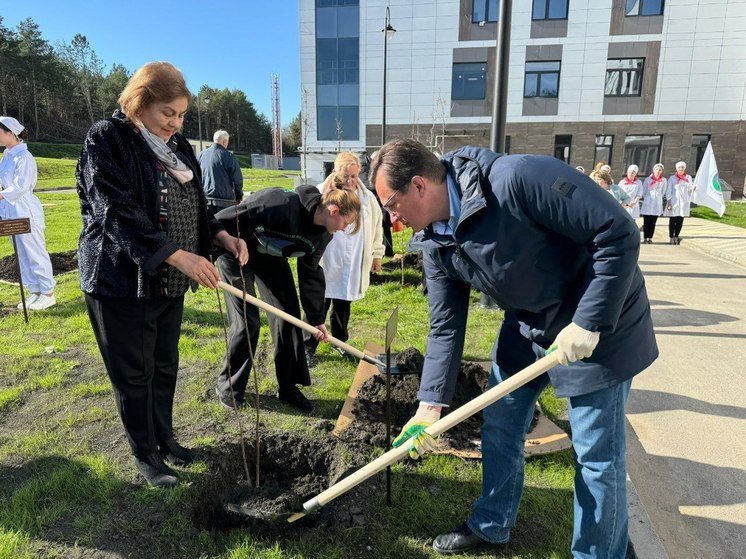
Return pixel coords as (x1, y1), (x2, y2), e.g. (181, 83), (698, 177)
(298, 351), (560, 515)
(216, 280), (383, 367)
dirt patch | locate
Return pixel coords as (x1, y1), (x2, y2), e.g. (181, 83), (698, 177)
(381, 251), (423, 272)
(342, 348), (539, 454)
(0, 249), (78, 283)
(191, 431), (372, 534)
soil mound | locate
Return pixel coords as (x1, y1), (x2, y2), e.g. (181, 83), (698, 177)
(192, 431), (371, 533)
(0, 249), (78, 282)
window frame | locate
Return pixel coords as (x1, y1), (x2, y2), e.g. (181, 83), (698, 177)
(523, 60), (561, 99)
(690, 133), (711, 172)
(532, 0), (570, 21)
(625, 0), (665, 17)
(605, 58), (645, 98)
(623, 134), (663, 176)
(472, 0), (499, 23)
(451, 61), (488, 101)
(594, 135), (614, 167)
(554, 134), (573, 164)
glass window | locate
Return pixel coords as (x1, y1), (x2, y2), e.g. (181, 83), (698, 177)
(316, 0), (359, 6)
(317, 84), (338, 105)
(336, 6), (360, 38)
(690, 134), (711, 172)
(594, 135), (614, 167)
(624, 135), (663, 175)
(317, 106), (359, 141)
(316, 38), (338, 85)
(452, 62), (487, 100)
(554, 135), (572, 164)
(317, 106), (338, 140)
(626, 0), (665, 16)
(472, 0), (499, 22)
(337, 106), (359, 140)
(605, 58), (644, 97)
(316, 7), (337, 38)
(524, 61), (561, 98)
(533, 0), (569, 20)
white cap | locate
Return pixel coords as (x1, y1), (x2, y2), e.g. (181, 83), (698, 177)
(0, 116), (24, 136)
(627, 164), (639, 174)
(653, 163), (664, 171)
(601, 165), (611, 173)
(676, 161), (686, 169)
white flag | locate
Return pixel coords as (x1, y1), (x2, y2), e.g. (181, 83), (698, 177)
(693, 142), (725, 217)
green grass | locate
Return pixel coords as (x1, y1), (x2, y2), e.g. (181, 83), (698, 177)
(0, 194), (572, 558)
(691, 201), (746, 229)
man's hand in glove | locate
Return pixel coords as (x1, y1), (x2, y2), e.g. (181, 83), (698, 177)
(392, 403), (442, 459)
(551, 322), (600, 366)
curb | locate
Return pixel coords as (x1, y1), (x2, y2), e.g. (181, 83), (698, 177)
(627, 474), (669, 559)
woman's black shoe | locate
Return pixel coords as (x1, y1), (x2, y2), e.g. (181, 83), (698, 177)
(277, 386), (313, 412)
(159, 438), (196, 467)
(134, 453), (179, 488)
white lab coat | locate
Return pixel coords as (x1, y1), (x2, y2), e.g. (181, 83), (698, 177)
(664, 174), (695, 217)
(640, 175), (667, 216)
(316, 178), (384, 301)
(618, 177), (643, 219)
(0, 143), (55, 293)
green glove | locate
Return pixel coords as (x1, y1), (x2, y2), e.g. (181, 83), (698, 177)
(392, 403), (442, 459)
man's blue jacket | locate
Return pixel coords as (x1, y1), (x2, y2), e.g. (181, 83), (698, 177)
(198, 143), (244, 202)
(412, 147), (658, 403)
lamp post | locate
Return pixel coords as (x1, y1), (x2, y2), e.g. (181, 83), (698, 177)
(381, 6), (396, 146)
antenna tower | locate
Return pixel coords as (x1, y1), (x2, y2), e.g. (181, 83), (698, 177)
(271, 73), (283, 168)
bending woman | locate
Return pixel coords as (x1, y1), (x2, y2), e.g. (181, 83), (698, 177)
(305, 152), (384, 362)
(0, 116), (56, 310)
(214, 185), (360, 413)
(77, 62), (247, 488)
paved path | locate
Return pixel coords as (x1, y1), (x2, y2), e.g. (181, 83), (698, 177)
(628, 217), (746, 559)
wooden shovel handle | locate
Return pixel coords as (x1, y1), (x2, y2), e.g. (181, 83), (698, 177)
(216, 280), (382, 366)
(299, 351), (560, 514)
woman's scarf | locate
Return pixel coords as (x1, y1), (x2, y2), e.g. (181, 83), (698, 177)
(137, 125), (194, 185)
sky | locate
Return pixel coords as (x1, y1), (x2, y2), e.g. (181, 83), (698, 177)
(1, 0), (301, 125)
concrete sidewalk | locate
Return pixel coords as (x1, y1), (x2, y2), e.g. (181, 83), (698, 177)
(628, 218), (746, 559)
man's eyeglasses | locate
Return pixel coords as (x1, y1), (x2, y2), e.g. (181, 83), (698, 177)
(381, 190), (401, 214)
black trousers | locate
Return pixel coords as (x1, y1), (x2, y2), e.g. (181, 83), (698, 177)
(642, 215), (659, 239)
(216, 252), (310, 402)
(85, 293), (184, 458)
(382, 210), (394, 257)
(669, 216), (685, 237)
(304, 298), (351, 353)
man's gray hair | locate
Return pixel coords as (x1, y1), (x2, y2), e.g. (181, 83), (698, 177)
(213, 129), (229, 143)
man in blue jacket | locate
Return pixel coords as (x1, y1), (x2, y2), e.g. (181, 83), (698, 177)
(370, 139), (658, 558)
(198, 130), (244, 210)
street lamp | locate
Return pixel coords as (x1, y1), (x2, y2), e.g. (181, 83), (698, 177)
(381, 6), (396, 146)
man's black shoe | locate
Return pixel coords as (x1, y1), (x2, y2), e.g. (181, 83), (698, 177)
(134, 453), (179, 488)
(277, 386), (313, 412)
(433, 523), (491, 555)
(215, 387), (246, 411)
(159, 438), (196, 467)
(305, 349), (317, 367)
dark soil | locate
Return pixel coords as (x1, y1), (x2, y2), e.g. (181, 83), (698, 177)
(395, 347), (425, 375)
(0, 249), (78, 282)
(343, 348), (539, 455)
(191, 431), (373, 534)
(381, 251), (423, 272)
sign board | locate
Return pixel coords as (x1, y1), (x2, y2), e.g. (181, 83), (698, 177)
(0, 218), (31, 237)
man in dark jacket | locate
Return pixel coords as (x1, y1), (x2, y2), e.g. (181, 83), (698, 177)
(370, 139), (658, 558)
(198, 130), (244, 210)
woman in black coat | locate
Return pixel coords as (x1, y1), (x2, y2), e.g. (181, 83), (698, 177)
(77, 62), (247, 488)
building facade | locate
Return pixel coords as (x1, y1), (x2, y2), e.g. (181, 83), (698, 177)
(300, 0), (746, 195)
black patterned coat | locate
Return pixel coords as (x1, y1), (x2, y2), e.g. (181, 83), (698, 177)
(76, 111), (225, 298)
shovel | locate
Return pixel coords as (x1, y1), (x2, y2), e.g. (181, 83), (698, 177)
(286, 350), (561, 523)
(216, 281), (401, 373)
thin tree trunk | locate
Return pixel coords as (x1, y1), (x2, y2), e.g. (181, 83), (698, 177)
(32, 68), (40, 140)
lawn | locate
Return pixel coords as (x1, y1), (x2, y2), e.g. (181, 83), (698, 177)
(0, 193), (574, 559)
(691, 201), (746, 229)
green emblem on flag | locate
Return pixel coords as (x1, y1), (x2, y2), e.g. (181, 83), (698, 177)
(711, 174), (722, 192)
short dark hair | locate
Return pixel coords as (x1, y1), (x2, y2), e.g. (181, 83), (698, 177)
(370, 138), (446, 193)
(0, 122), (28, 141)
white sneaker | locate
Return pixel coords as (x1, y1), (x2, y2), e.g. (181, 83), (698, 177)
(28, 294), (56, 310)
(18, 293), (40, 309)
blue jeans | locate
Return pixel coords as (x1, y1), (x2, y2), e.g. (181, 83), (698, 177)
(467, 363), (632, 558)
